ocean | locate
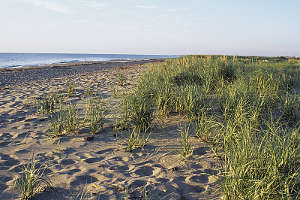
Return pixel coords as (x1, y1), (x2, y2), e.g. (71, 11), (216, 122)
(0, 53), (177, 68)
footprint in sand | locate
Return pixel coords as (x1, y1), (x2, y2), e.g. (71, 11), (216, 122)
(109, 165), (131, 171)
(134, 165), (163, 178)
(134, 166), (154, 176)
(204, 168), (219, 175)
(70, 175), (99, 187)
(95, 148), (114, 155)
(84, 156), (104, 164)
(13, 132), (30, 140)
(134, 160), (154, 166)
(15, 149), (30, 154)
(175, 182), (206, 199)
(186, 174), (209, 184)
(128, 179), (147, 189)
(110, 156), (130, 162)
(150, 183), (181, 199)
(189, 163), (203, 169)
(87, 169), (97, 173)
(60, 159), (76, 166)
(65, 168), (81, 175)
(0, 153), (20, 170)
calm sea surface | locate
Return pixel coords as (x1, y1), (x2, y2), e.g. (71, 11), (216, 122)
(0, 53), (177, 68)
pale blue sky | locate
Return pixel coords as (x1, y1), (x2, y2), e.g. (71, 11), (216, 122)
(0, 0), (299, 56)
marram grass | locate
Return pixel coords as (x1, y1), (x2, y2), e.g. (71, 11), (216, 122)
(120, 55), (300, 199)
(14, 156), (52, 200)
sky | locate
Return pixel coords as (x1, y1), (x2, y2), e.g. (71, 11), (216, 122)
(0, 0), (300, 56)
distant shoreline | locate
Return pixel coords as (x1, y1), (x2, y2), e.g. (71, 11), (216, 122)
(0, 53), (178, 69)
(0, 59), (166, 88)
(0, 59), (159, 72)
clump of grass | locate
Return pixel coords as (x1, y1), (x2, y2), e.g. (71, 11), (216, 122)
(85, 99), (104, 135)
(14, 156), (52, 200)
(141, 186), (152, 200)
(112, 87), (118, 98)
(36, 92), (63, 114)
(217, 58), (236, 83)
(178, 124), (193, 159)
(126, 127), (150, 152)
(49, 103), (79, 137)
(281, 93), (298, 126)
(67, 83), (75, 97)
(84, 87), (94, 97)
(194, 112), (218, 142)
(120, 91), (154, 132)
(116, 72), (127, 86)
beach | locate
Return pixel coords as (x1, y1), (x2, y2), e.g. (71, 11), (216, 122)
(0, 59), (164, 88)
(0, 60), (221, 200)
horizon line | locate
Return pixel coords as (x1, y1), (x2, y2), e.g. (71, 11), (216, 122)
(0, 52), (299, 58)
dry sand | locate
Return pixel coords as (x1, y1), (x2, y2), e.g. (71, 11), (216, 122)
(0, 61), (222, 199)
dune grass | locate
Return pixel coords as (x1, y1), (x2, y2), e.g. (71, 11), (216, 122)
(126, 127), (150, 152)
(178, 124), (193, 159)
(115, 71), (127, 86)
(14, 156), (52, 200)
(84, 98), (104, 135)
(67, 83), (75, 97)
(121, 55), (300, 199)
(49, 103), (80, 137)
(35, 92), (64, 114)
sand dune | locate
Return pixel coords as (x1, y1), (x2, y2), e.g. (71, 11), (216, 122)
(0, 62), (221, 199)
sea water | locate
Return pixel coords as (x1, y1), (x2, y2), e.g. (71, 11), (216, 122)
(0, 53), (177, 68)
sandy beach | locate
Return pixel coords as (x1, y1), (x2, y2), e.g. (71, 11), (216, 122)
(0, 60), (222, 200)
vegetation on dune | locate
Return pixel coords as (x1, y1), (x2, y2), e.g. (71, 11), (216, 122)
(34, 92), (64, 114)
(49, 103), (80, 137)
(120, 55), (300, 199)
(30, 84), (105, 137)
(126, 127), (150, 152)
(115, 71), (127, 86)
(84, 98), (104, 135)
(21, 55), (299, 199)
(14, 156), (52, 200)
(178, 124), (193, 159)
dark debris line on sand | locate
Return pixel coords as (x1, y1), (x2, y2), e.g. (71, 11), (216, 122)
(0, 59), (164, 88)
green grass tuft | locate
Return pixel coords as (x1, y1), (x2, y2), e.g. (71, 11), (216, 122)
(49, 103), (80, 137)
(14, 156), (52, 200)
(85, 99), (104, 135)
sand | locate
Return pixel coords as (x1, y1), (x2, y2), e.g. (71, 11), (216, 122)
(0, 61), (222, 199)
